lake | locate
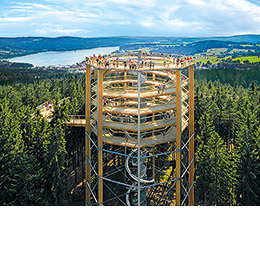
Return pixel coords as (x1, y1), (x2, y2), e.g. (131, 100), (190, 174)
(7, 46), (120, 67)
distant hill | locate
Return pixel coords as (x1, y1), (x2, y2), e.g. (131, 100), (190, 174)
(120, 39), (260, 56)
(209, 34), (260, 43)
(0, 36), (133, 52)
(1, 34), (260, 59)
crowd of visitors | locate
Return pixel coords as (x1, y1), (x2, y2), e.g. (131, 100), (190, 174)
(86, 52), (193, 70)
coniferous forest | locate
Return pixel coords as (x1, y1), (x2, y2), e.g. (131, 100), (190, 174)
(0, 68), (260, 206)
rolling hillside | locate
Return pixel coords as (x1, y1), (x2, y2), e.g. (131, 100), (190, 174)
(1, 34), (260, 59)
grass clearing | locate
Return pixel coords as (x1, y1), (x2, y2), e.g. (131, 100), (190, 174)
(240, 44), (253, 47)
(232, 56), (260, 63)
(195, 55), (231, 64)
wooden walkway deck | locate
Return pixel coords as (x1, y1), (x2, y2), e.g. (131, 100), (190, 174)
(39, 111), (188, 147)
(94, 85), (177, 99)
(90, 119), (188, 148)
(102, 102), (176, 116)
(93, 127), (177, 148)
(102, 118), (176, 132)
(91, 77), (188, 100)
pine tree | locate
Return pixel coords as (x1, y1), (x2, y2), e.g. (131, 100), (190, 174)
(195, 112), (237, 205)
(220, 97), (236, 149)
(44, 100), (70, 205)
(235, 127), (260, 205)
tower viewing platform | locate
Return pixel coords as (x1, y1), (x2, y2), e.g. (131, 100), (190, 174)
(86, 52), (194, 71)
(85, 51), (195, 206)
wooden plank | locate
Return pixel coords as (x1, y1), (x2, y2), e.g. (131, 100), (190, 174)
(67, 120), (86, 127)
(124, 71), (127, 89)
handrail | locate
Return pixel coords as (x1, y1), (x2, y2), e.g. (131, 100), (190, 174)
(86, 54), (194, 71)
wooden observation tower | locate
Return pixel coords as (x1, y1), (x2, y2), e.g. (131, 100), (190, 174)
(85, 51), (194, 206)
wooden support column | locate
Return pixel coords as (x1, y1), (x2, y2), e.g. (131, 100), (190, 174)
(124, 71), (127, 106)
(124, 71), (127, 88)
(153, 152), (156, 181)
(176, 70), (182, 206)
(85, 64), (91, 205)
(94, 68), (98, 80)
(153, 114), (156, 181)
(189, 65), (194, 206)
(98, 69), (104, 205)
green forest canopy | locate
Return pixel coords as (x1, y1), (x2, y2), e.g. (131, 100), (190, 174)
(0, 67), (260, 205)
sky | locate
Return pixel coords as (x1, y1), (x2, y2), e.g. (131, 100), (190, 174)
(0, 0), (260, 38)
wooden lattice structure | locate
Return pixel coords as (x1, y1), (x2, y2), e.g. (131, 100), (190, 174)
(84, 51), (194, 206)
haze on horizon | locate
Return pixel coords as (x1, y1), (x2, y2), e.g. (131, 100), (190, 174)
(0, 0), (260, 38)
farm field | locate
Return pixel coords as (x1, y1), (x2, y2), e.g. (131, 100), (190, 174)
(195, 55), (231, 64)
(232, 55), (260, 63)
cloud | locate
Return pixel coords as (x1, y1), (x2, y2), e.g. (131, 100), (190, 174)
(20, 3), (53, 10)
(0, 0), (260, 37)
(141, 19), (154, 28)
(35, 26), (83, 35)
(0, 17), (31, 22)
(188, 0), (260, 36)
(187, 0), (206, 5)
